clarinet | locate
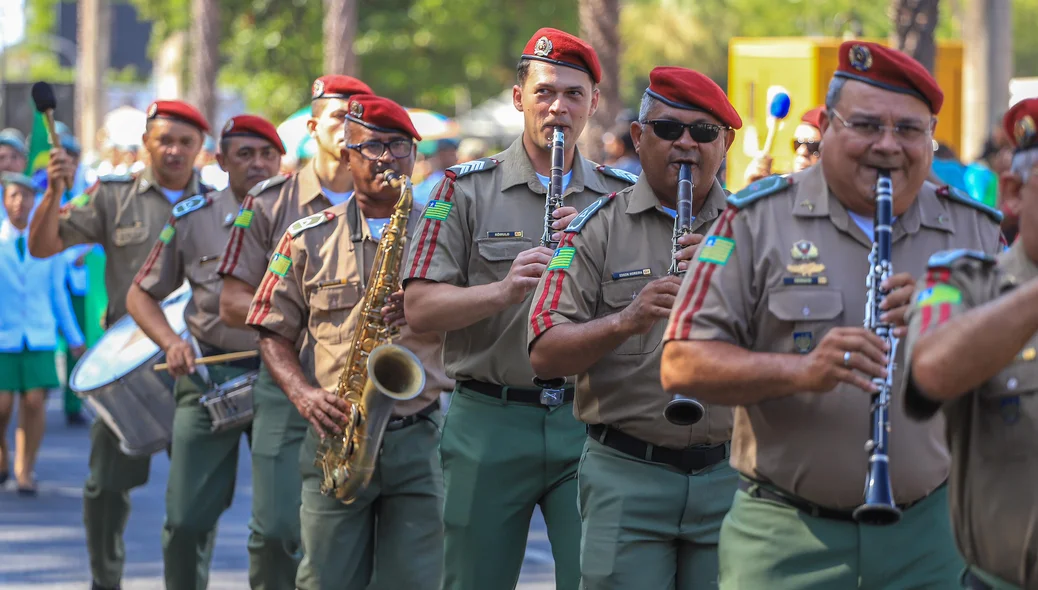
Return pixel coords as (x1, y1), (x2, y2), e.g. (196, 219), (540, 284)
(663, 163), (706, 426)
(853, 170), (902, 525)
(533, 126), (568, 403)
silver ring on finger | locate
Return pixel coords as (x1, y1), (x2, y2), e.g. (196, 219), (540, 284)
(843, 351), (852, 367)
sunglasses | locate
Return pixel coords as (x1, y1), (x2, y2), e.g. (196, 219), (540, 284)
(644, 120), (728, 143)
(793, 138), (821, 155)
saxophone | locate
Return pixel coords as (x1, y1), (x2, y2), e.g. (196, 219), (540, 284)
(315, 170), (427, 504)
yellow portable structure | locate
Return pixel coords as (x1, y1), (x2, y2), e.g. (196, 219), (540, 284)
(727, 37), (963, 191)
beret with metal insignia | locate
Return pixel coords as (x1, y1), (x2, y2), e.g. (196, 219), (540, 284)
(520, 27), (602, 84)
(646, 66), (742, 130)
(345, 95), (422, 141)
(145, 100), (210, 133)
(311, 75), (374, 101)
(1004, 98), (1038, 152)
(833, 40), (944, 115)
(220, 114), (286, 155)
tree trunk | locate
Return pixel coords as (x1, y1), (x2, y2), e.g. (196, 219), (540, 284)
(188, 0), (220, 129)
(579, 0), (620, 164)
(76, 0), (110, 154)
(962, 0), (1013, 162)
(890, 0), (939, 73)
(324, 0), (358, 76)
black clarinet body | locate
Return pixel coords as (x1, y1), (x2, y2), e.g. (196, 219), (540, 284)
(533, 126), (568, 399)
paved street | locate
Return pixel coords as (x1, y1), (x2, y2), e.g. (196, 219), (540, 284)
(0, 396), (557, 589)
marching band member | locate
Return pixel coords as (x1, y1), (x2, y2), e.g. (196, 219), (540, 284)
(248, 94), (449, 590)
(527, 67), (739, 589)
(402, 27), (635, 590)
(744, 105), (825, 184)
(126, 114), (284, 590)
(216, 76), (372, 589)
(30, 100), (210, 590)
(660, 41), (1003, 589)
(904, 98), (1038, 590)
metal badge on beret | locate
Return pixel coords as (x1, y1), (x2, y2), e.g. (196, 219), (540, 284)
(1015, 115), (1037, 148)
(223, 119), (234, 133)
(349, 100), (364, 118)
(534, 36), (553, 57)
(849, 44), (873, 72)
(312, 79), (325, 98)
(147, 103), (158, 118)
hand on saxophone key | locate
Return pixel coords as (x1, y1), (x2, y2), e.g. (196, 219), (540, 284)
(380, 289), (407, 328)
(673, 233), (705, 273)
(878, 272), (917, 336)
(549, 206), (580, 243)
(292, 386), (352, 438)
(796, 327), (889, 394)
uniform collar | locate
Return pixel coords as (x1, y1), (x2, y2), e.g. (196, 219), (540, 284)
(1000, 239), (1038, 285)
(499, 135), (611, 196)
(136, 166), (204, 201)
(625, 175), (728, 233)
(298, 161), (328, 207)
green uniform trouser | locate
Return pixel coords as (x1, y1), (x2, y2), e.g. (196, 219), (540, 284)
(162, 364), (251, 590)
(295, 411), (444, 590)
(719, 481), (964, 589)
(964, 566), (1023, 590)
(247, 363), (307, 589)
(63, 293), (86, 416)
(441, 385), (585, 590)
(577, 437), (737, 590)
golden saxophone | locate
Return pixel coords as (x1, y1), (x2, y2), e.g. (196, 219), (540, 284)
(315, 170), (427, 504)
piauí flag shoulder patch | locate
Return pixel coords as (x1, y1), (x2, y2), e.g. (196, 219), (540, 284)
(697, 236), (735, 265)
(268, 252), (292, 277)
(547, 246), (577, 270)
(423, 200), (454, 221)
(234, 208), (254, 228)
(158, 224), (175, 244)
(915, 284), (962, 308)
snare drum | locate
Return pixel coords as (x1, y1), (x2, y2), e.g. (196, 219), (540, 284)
(70, 282), (191, 456)
(200, 370), (257, 433)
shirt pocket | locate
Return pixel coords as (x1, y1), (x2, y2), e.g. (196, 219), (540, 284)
(308, 283), (361, 344)
(473, 236), (532, 283)
(600, 276), (658, 355)
(112, 222), (149, 247)
(976, 362), (1038, 460)
(766, 288), (844, 354)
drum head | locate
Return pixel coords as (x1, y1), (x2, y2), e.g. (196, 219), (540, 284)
(71, 282), (192, 393)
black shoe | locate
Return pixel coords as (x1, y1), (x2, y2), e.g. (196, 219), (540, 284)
(91, 582), (121, 590)
(66, 412), (88, 426)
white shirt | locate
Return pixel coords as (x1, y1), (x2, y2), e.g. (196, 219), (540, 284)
(535, 169), (573, 192)
(161, 188), (184, 205)
(367, 218), (391, 241)
(323, 189), (353, 206)
(846, 210), (898, 243)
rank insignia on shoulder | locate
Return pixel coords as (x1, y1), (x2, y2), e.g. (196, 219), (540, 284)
(547, 246), (576, 271)
(287, 211), (333, 237)
(926, 249), (996, 269)
(249, 175), (289, 196)
(596, 165), (638, 185)
(445, 158), (498, 179)
(98, 173), (133, 183)
(697, 236), (735, 265)
(565, 193), (616, 233)
(423, 200), (454, 221)
(268, 252), (292, 277)
(935, 185), (1003, 223)
(172, 195), (209, 218)
(727, 175), (793, 209)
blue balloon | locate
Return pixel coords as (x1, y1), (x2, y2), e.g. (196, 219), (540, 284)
(769, 93), (791, 119)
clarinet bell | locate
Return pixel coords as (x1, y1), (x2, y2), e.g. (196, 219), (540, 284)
(852, 458), (903, 525)
(663, 394), (705, 426)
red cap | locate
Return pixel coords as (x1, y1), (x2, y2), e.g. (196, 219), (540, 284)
(221, 115), (286, 155)
(346, 95), (422, 141)
(311, 75), (374, 101)
(646, 66), (742, 130)
(520, 28), (601, 84)
(834, 41), (944, 114)
(800, 106), (825, 130)
(1003, 98), (1038, 152)
(146, 100), (209, 133)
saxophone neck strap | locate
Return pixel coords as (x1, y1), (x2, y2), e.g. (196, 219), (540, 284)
(346, 196), (367, 291)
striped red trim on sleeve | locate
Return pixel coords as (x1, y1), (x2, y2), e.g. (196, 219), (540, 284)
(664, 206), (738, 342)
(246, 233), (293, 327)
(408, 175), (455, 280)
(530, 233), (577, 338)
(217, 193), (255, 277)
(134, 214), (176, 285)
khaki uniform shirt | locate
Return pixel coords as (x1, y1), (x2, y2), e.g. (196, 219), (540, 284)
(218, 162), (334, 289)
(402, 137), (636, 386)
(903, 242), (1038, 588)
(527, 176), (733, 448)
(133, 188), (257, 353)
(58, 167), (207, 323)
(663, 164), (1003, 509)
(246, 199), (451, 417)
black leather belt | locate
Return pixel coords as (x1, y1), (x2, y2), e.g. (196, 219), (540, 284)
(460, 379), (574, 406)
(198, 342), (261, 371)
(962, 570), (993, 590)
(587, 424), (728, 473)
(737, 476), (942, 523)
(386, 402), (438, 432)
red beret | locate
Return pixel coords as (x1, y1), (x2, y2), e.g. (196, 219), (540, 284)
(312, 75), (374, 101)
(146, 100), (209, 133)
(800, 106), (825, 130)
(1003, 98), (1038, 152)
(834, 41), (944, 114)
(520, 28), (601, 84)
(346, 95), (422, 141)
(646, 66), (742, 130)
(221, 115), (286, 155)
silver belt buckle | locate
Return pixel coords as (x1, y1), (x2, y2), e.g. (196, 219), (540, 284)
(540, 388), (565, 407)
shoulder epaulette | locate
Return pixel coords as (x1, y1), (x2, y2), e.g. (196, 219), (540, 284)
(727, 175), (794, 209)
(595, 165), (638, 185)
(172, 195), (210, 219)
(98, 174), (134, 183)
(445, 158), (499, 180)
(249, 174), (290, 197)
(287, 211), (335, 238)
(565, 193), (617, 233)
(936, 185), (1003, 223)
(926, 249), (996, 269)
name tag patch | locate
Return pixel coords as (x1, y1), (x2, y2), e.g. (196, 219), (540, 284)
(612, 268), (652, 280)
(487, 231), (523, 238)
(783, 276), (829, 286)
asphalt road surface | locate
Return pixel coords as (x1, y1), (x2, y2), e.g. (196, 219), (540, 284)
(0, 395), (558, 589)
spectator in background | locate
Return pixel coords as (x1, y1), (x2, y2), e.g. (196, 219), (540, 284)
(965, 125), (1017, 243)
(199, 134), (230, 191)
(413, 138), (459, 208)
(0, 173), (85, 495)
(456, 137), (490, 163)
(743, 105), (824, 184)
(930, 142), (968, 191)
(601, 120), (641, 175)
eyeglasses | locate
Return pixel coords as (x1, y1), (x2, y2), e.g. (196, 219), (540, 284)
(793, 138), (821, 155)
(347, 139), (414, 161)
(828, 109), (930, 144)
(643, 120), (728, 143)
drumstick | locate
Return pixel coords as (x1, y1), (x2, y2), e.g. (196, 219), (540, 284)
(153, 350), (260, 372)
